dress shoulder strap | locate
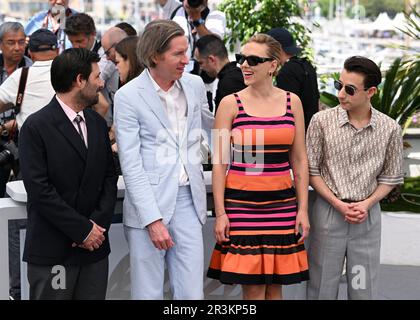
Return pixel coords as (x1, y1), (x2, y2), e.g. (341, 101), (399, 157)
(233, 93), (244, 111)
(286, 91), (292, 111)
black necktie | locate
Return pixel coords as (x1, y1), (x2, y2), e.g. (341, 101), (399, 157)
(74, 114), (85, 145)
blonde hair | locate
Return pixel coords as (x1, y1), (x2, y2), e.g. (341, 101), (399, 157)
(137, 19), (185, 69)
(246, 33), (282, 76)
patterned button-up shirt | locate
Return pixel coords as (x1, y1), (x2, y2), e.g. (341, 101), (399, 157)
(306, 105), (404, 201)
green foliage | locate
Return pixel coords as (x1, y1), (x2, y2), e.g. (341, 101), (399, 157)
(378, 57), (420, 129)
(314, 0), (330, 18)
(397, 6), (420, 41)
(381, 177), (420, 213)
(319, 7), (420, 130)
(320, 56), (420, 130)
(219, 0), (313, 60)
(360, 0), (405, 19)
(314, 0), (405, 19)
(320, 91), (339, 108)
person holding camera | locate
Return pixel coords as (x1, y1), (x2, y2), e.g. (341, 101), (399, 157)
(25, 0), (77, 52)
(0, 22), (32, 196)
(0, 22), (32, 300)
(0, 29), (58, 131)
(166, 0), (226, 74)
(0, 28), (58, 168)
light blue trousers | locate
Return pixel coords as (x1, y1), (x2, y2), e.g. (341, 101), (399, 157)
(125, 186), (204, 300)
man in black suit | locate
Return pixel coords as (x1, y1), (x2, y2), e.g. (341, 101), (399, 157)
(19, 48), (117, 300)
(194, 34), (246, 113)
(266, 27), (320, 131)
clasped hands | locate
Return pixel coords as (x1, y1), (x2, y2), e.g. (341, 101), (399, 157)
(72, 220), (106, 252)
(337, 200), (370, 224)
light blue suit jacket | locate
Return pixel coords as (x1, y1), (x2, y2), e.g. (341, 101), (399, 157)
(114, 70), (214, 229)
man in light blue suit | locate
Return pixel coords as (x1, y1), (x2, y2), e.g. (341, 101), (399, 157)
(114, 19), (214, 300)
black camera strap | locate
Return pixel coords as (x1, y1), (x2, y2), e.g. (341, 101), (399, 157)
(170, 4), (210, 76)
(170, 4), (183, 20)
(15, 66), (29, 115)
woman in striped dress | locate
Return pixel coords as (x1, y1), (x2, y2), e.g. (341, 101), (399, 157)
(207, 33), (310, 300)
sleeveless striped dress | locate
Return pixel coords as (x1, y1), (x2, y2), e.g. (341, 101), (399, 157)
(207, 92), (309, 285)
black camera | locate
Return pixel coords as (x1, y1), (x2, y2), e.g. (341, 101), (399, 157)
(187, 0), (204, 8)
(0, 139), (19, 167)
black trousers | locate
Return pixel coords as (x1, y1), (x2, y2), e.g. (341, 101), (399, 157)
(0, 165), (11, 197)
(27, 257), (109, 300)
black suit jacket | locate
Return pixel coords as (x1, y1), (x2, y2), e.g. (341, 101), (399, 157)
(19, 96), (117, 266)
(214, 61), (246, 112)
(275, 57), (320, 130)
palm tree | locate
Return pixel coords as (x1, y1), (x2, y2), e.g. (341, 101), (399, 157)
(320, 8), (420, 133)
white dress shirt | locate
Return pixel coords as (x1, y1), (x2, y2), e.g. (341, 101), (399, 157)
(147, 70), (189, 186)
(56, 95), (88, 148)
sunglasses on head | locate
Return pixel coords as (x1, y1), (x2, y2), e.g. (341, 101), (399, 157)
(334, 80), (369, 96)
(235, 53), (274, 66)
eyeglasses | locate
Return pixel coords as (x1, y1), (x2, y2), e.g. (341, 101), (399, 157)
(102, 43), (116, 58)
(334, 80), (368, 96)
(235, 53), (274, 66)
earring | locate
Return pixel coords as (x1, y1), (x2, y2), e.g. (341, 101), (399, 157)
(268, 71), (273, 77)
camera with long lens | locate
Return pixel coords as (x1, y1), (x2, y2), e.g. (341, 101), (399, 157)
(187, 0), (204, 8)
(0, 139), (19, 167)
(51, 4), (66, 24)
(0, 126), (19, 178)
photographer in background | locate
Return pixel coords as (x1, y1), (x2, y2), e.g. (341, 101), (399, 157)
(0, 29), (57, 130)
(156, 0), (183, 20)
(169, 0), (226, 74)
(25, 0), (77, 52)
(0, 22), (32, 197)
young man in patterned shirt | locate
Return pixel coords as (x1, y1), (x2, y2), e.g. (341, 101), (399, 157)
(306, 56), (404, 299)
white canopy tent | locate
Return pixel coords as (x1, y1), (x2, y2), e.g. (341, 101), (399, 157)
(393, 12), (407, 33)
(370, 12), (394, 31)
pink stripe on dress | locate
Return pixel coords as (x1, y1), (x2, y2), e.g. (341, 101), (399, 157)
(228, 169), (291, 176)
(227, 213), (296, 219)
(225, 205), (297, 211)
(233, 124), (295, 129)
(230, 221), (296, 227)
(231, 162), (289, 168)
(237, 116), (295, 122)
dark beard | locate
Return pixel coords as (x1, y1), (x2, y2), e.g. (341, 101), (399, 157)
(77, 90), (99, 107)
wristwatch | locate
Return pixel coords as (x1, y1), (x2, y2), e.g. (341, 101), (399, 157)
(192, 18), (205, 27)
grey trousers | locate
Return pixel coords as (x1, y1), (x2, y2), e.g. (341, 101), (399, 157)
(27, 257), (109, 300)
(307, 196), (381, 300)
